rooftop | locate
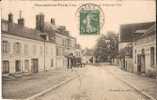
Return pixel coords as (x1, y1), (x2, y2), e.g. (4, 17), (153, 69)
(120, 21), (155, 42)
(1, 19), (45, 41)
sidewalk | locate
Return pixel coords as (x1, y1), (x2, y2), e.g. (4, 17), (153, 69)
(104, 64), (157, 100)
(2, 67), (82, 99)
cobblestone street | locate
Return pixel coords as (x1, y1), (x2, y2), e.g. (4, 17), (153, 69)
(2, 68), (84, 99)
(2, 64), (157, 100)
(33, 64), (157, 100)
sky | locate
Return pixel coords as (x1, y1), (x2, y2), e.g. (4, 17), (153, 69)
(0, 0), (156, 49)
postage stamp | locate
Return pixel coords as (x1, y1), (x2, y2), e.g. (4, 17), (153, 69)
(76, 3), (104, 35)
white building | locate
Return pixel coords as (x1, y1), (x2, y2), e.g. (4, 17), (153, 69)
(133, 24), (156, 76)
(119, 22), (155, 73)
(36, 14), (77, 68)
(1, 13), (56, 74)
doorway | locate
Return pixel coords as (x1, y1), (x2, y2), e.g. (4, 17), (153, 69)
(15, 60), (21, 72)
(31, 59), (38, 73)
(24, 60), (29, 72)
(2, 61), (9, 74)
(137, 54), (145, 73)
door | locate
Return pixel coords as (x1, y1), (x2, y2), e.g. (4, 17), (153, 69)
(137, 55), (141, 73)
(24, 60), (29, 72)
(15, 60), (21, 72)
(141, 55), (145, 73)
(31, 59), (38, 73)
(2, 61), (9, 74)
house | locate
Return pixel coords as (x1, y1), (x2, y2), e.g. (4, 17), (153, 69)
(133, 23), (156, 77)
(1, 12), (77, 75)
(35, 14), (77, 68)
(1, 13), (56, 74)
(119, 22), (155, 73)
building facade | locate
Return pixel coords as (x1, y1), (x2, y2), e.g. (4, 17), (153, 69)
(133, 24), (156, 77)
(118, 21), (156, 78)
(1, 14), (56, 74)
(1, 13), (77, 75)
(35, 14), (77, 68)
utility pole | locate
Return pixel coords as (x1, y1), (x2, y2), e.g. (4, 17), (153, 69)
(44, 39), (46, 72)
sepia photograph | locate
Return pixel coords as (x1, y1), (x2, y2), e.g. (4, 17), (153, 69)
(0, 0), (156, 100)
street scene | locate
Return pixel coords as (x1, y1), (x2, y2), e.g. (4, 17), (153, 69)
(1, 0), (156, 100)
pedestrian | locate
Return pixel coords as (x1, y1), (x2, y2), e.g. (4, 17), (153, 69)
(82, 56), (86, 67)
(69, 53), (74, 71)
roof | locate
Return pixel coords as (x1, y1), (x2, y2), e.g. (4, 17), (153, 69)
(1, 19), (44, 41)
(44, 22), (69, 36)
(134, 23), (156, 40)
(144, 23), (156, 36)
(120, 21), (155, 42)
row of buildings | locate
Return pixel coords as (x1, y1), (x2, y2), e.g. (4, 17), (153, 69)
(1, 12), (81, 75)
(114, 21), (156, 78)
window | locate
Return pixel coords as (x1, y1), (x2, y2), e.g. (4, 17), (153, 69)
(2, 40), (10, 53)
(33, 45), (37, 55)
(40, 46), (43, 56)
(56, 47), (63, 56)
(62, 39), (64, 46)
(24, 44), (28, 55)
(51, 59), (53, 67)
(141, 49), (145, 54)
(2, 61), (9, 74)
(24, 60), (29, 72)
(56, 48), (59, 56)
(51, 48), (53, 56)
(150, 47), (155, 66)
(135, 49), (136, 64)
(15, 60), (21, 72)
(14, 42), (21, 54)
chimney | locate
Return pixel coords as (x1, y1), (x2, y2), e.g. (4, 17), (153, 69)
(18, 10), (24, 26)
(8, 13), (13, 23)
(36, 13), (45, 32)
(50, 18), (55, 25)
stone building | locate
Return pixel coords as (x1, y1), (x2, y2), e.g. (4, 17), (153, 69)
(133, 23), (156, 77)
(1, 13), (56, 74)
(1, 12), (77, 75)
(118, 21), (156, 77)
(35, 14), (77, 68)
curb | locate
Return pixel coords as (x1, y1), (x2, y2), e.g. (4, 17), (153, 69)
(107, 68), (157, 100)
(115, 75), (156, 100)
(26, 76), (77, 100)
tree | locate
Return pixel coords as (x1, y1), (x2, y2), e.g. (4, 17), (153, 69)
(94, 31), (119, 63)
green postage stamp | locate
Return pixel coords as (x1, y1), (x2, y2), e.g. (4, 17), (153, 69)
(80, 10), (100, 35)
(77, 3), (104, 35)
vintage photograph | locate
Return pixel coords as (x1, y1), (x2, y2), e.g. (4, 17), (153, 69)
(0, 0), (156, 100)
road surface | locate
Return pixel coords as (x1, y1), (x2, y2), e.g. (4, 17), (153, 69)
(35, 65), (150, 100)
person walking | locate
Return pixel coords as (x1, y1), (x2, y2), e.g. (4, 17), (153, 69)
(82, 56), (86, 67)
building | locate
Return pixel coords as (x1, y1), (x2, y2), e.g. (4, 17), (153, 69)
(35, 14), (77, 68)
(73, 44), (82, 58)
(119, 21), (156, 76)
(133, 23), (156, 77)
(1, 12), (77, 75)
(1, 13), (56, 74)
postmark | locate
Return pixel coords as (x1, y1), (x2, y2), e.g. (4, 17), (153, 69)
(76, 3), (104, 35)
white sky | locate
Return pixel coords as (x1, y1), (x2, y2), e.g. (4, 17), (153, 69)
(0, 0), (156, 49)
